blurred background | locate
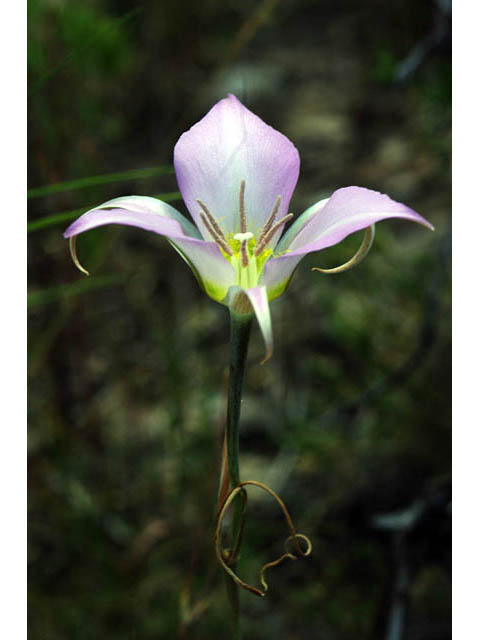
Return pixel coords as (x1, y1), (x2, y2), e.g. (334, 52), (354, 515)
(28, 0), (451, 638)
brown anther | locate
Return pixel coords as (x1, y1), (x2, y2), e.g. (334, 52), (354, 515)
(254, 213), (294, 256)
(256, 196), (281, 247)
(239, 180), (247, 233)
(199, 212), (233, 256)
(197, 200), (229, 242)
(197, 200), (233, 256)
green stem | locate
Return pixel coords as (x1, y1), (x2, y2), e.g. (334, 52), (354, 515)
(226, 312), (252, 490)
(223, 310), (252, 639)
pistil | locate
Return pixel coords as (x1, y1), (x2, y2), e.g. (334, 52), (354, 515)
(240, 240), (248, 267)
(234, 231), (254, 268)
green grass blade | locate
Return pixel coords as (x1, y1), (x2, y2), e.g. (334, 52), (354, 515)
(27, 191), (182, 232)
(27, 166), (175, 199)
(28, 275), (123, 309)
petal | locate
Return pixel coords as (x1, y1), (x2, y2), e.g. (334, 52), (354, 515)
(274, 197), (329, 254)
(260, 252), (305, 302)
(262, 187), (433, 300)
(170, 236), (235, 303)
(63, 195), (201, 239)
(228, 285), (273, 363)
(174, 94), (300, 239)
(260, 198), (330, 300)
(64, 197), (235, 302)
(284, 186), (434, 255)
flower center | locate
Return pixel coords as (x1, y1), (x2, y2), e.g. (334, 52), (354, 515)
(196, 181), (293, 288)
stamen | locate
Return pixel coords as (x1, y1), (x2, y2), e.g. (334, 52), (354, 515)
(200, 212), (233, 256)
(69, 237), (90, 276)
(254, 213), (294, 256)
(312, 225), (375, 274)
(256, 196), (281, 247)
(239, 180), (247, 233)
(197, 199), (229, 244)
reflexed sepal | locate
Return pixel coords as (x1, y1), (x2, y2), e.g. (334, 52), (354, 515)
(228, 285), (273, 364)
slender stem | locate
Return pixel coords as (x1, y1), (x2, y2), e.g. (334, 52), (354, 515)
(220, 311), (252, 639)
(226, 312), (251, 490)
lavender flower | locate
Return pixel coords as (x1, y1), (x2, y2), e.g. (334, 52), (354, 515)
(65, 94), (433, 360)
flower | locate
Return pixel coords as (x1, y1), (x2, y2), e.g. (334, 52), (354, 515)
(64, 94), (433, 361)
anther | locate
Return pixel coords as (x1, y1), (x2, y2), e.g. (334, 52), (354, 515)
(256, 196), (281, 247)
(197, 200), (229, 242)
(239, 180), (247, 233)
(197, 199), (233, 256)
(200, 212), (233, 256)
(254, 213), (294, 256)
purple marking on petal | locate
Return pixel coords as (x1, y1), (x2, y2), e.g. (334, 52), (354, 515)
(174, 94), (300, 239)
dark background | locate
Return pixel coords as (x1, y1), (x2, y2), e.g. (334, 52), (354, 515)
(28, 1), (451, 638)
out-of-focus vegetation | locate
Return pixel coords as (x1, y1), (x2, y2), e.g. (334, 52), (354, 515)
(28, 1), (451, 638)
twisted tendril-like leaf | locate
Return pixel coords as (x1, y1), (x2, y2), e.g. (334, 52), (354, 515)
(215, 480), (312, 597)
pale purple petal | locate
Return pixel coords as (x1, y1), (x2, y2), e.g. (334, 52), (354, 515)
(170, 237), (235, 303)
(284, 186), (434, 256)
(274, 197), (329, 254)
(262, 187), (433, 299)
(64, 206), (185, 239)
(174, 94), (300, 239)
(63, 197), (235, 302)
(261, 253), (305, 302)
(64, 195), (201, 239)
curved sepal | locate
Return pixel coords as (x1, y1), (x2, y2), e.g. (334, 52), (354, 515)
(228, 285), (273, 364)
